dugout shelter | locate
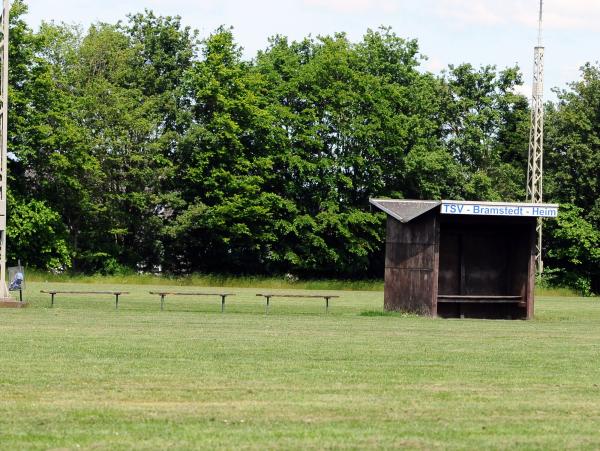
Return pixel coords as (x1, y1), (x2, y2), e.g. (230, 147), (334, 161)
(370, 199), (559, 319)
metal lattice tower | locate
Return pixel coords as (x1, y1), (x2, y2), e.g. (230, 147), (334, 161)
(0, 0), (10, 299)
(526, 0), (545, 273)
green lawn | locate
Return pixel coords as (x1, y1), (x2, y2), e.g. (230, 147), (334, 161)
(1, 282), (599, 449)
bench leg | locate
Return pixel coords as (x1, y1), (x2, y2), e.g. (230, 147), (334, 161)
(19, 290), (23, 303)
(115, 294), (120, 310)
(265, 296), (270, 315)
(160, 295), (166, 311)
(221, 295), (226, 313)
(325, 297), (330, 314)
(50, 293), (55, 308)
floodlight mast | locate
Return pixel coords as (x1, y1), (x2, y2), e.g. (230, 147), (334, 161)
(0, 0), (10, 299)
(526, 0), (545, 273)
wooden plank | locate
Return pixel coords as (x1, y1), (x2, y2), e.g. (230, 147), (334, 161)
(438, 232), (460, 295)
(462, 233), (509, 296)
(385, 267), (434, 315)
(40, 290), (129, 295)
(40, 290), (127, 309)
(527, 220), (536, 319)
(432, 214), (440, 317)
(384, 210), (437, 315)
(148, 292), (235, 296)
(256, 293), (338, 315)
(385, 243), (435, 269)
(438, 295), (523, 305)
(438, 300), (524, 304)
(459, 234), (466, 294)
(506, 224), (533, 302)
(386, 214), (437, 244)
(438, 295), (522, 299)
(149, 291), (234, 312)
(255, 294), (339, 298)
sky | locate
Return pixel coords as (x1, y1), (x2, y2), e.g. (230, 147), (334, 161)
(21, 0), (600, 101)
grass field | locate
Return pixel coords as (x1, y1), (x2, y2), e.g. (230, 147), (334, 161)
(1, 282), (600, 449)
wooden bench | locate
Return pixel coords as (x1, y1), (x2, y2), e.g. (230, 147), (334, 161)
(40, 290), (129, 309)
(437, 295), (525, 319)
(437, 295), (525, 307)
(149, 292), (235, 312)
(256, 293), (339, 314)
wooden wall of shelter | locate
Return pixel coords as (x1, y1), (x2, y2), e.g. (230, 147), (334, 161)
(384, 209), (438, 316)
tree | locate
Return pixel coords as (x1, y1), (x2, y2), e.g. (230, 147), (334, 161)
(7, 195), (70, 270)
(544, 204), (600, 295)
(253, 29), (454, 276)
(545, 63), (600, 293)
(7, 2), (89, 270)
(6, 6), (595, 284)
(167, 27), (296, 274)
(439, 64), (530, 201)
(63, 12), (196, 272)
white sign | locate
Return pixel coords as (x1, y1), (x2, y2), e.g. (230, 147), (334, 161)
(441, 202), (558, 218)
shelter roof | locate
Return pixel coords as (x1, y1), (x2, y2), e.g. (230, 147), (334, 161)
(369, 199), (440, 223)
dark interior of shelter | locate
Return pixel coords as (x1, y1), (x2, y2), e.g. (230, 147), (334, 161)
(436, 215), (533, 319)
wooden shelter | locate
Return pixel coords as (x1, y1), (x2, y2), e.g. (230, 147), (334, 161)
(370, 199), (559, 319)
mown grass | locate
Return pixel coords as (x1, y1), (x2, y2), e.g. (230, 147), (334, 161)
(1, 282), (599, 449)
(25, 270), (384, 292)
